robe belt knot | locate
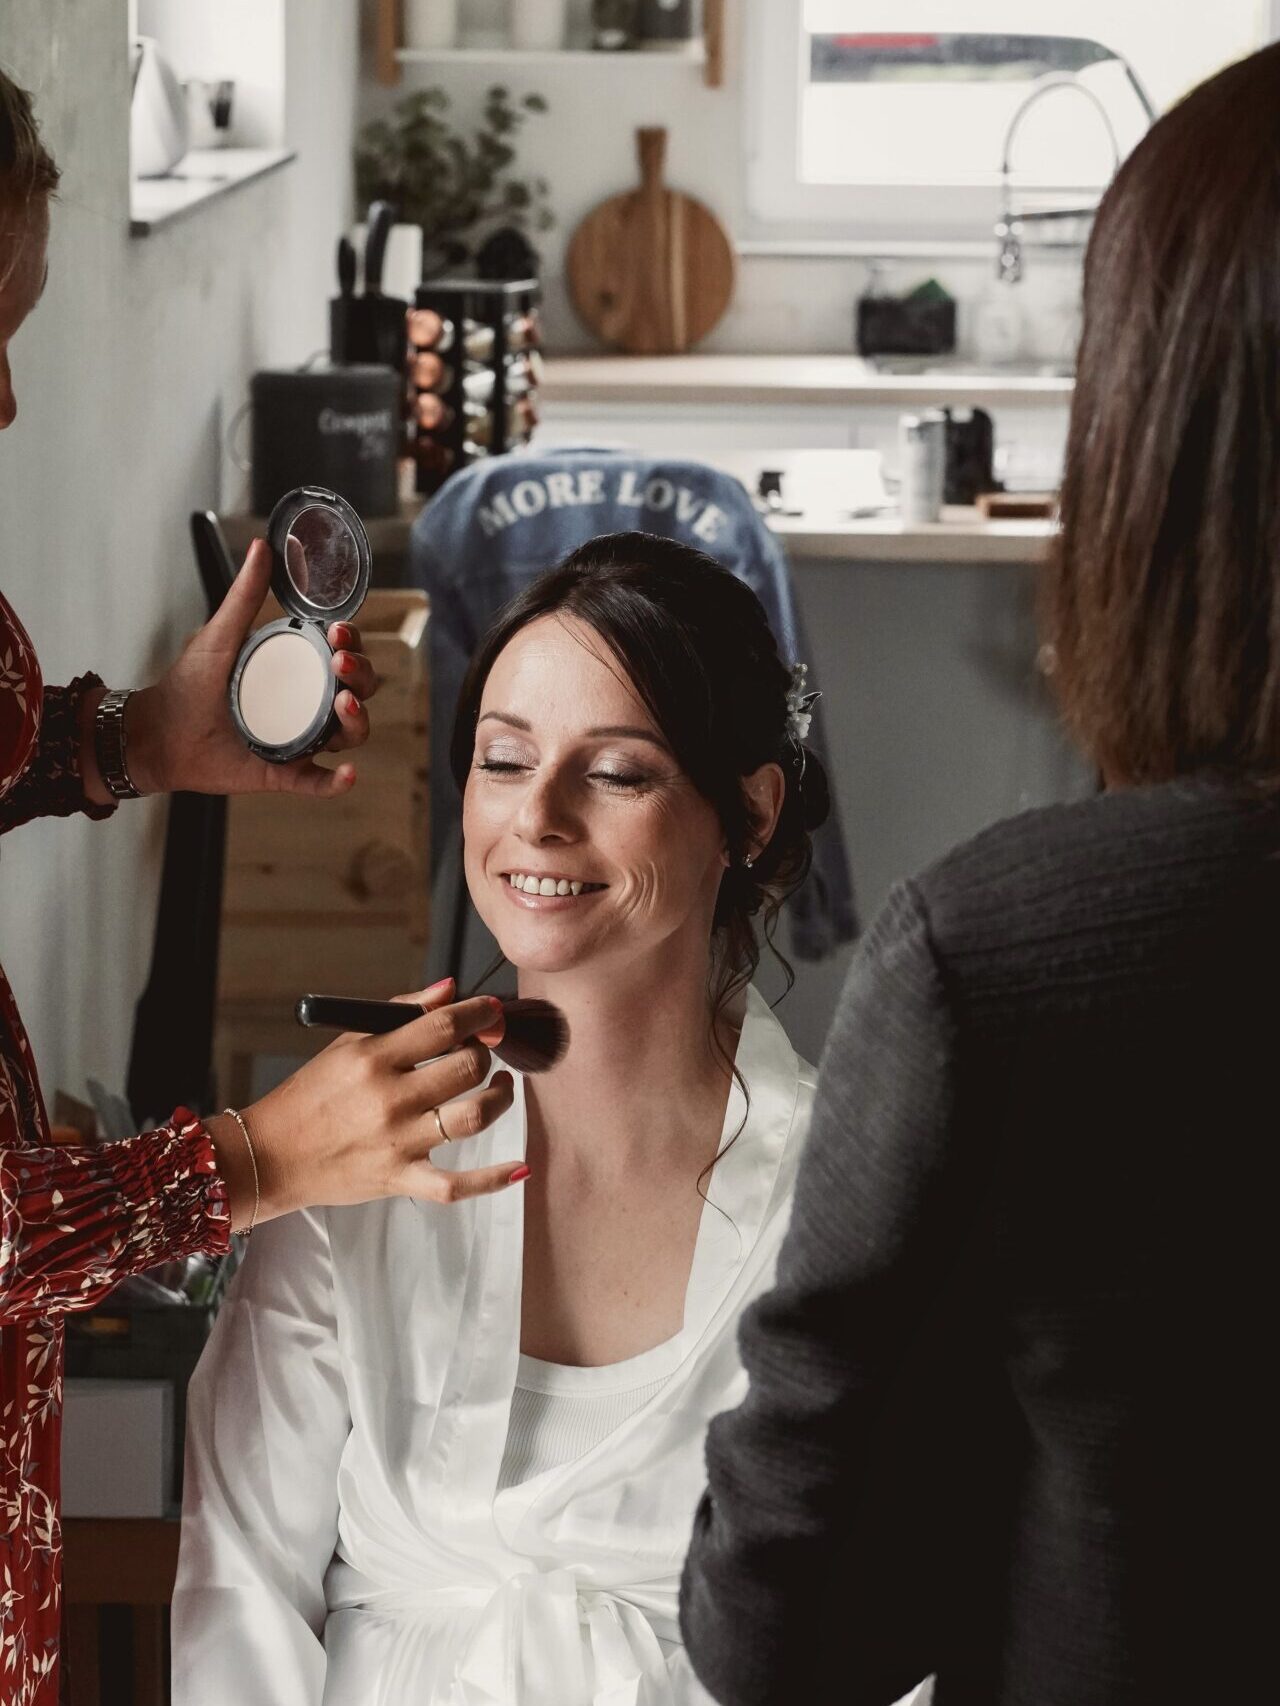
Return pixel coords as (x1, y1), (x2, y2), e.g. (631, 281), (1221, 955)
(374, 1567), (682, 1705)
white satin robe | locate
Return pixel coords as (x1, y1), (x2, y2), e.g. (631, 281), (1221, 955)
(172, 987), (813, 1706)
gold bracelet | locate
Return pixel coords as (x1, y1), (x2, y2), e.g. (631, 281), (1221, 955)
(222, 1107), (260, 1237)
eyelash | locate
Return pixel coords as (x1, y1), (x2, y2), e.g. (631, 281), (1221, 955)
(475, 760), (649, 793)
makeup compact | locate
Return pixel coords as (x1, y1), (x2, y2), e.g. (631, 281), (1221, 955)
(229, 486), (372, 764)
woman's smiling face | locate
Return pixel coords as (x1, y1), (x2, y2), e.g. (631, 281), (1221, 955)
(463, 613), (728, 976)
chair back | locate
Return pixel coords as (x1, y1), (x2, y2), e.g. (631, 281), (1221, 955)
(410, 450), (857, 973)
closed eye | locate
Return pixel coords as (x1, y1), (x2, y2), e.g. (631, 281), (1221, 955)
(476, 759), (528, 776)
(589, 768), (649, 792)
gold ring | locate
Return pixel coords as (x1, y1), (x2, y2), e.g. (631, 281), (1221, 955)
(433, 1106), (450, 1143)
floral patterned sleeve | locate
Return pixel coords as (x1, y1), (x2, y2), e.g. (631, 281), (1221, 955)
(0, 1108), (232, 1325)
(0, 674), (115, 835)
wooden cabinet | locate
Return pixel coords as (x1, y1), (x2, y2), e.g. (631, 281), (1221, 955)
(214, 590), (429, 1101)
(63, 1519), (178, 1706)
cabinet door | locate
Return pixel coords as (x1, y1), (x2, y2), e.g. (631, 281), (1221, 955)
(765, 556), (1093, 1063)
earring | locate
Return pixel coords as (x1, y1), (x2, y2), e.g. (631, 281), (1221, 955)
(743, 853), (755, 869)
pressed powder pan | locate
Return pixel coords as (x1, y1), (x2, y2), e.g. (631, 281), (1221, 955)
(228, 485), (372, 763)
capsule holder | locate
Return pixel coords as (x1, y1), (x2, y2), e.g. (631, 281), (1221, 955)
(407, 277), (542, 497)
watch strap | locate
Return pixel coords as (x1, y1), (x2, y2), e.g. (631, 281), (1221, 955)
(93, 689), (142, 800)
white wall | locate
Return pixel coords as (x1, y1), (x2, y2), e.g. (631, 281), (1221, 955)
(359, 0), (1086, 358)
(0, 0), (361, 1108)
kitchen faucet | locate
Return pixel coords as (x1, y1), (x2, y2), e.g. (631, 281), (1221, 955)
(995, 71), (1132, 284)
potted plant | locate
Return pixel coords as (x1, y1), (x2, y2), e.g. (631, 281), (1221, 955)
(355, 85), (553, 278)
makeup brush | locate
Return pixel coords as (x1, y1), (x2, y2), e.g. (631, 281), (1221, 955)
(295, 994), (570, 1074)
(487, 998), (570, 1074)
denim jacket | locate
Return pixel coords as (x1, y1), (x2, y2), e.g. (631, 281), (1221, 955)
(410, 450), (858, 960)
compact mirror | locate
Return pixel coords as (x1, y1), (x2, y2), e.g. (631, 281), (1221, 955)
(228, 485), (372, 764)
(283, 503), (363, 611)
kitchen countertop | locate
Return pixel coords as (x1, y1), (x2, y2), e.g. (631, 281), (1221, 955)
(714, 449), (1056, 563)
(541, 353), (1074, 410)
(763, 503), (1053, 563)
(220, 452), (1055, 575)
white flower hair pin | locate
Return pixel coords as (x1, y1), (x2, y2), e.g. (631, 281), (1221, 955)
(785, 663), (821, 744)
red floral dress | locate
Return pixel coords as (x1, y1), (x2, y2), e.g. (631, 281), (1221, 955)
(0, 588), (231, 1704)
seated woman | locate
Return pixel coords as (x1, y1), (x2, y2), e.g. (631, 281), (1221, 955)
(172, 532), (830, 1705)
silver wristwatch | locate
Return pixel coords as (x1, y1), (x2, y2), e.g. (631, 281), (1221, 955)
(92, 689), (142, 800)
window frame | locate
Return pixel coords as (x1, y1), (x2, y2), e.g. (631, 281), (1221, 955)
(741, 5), (1274, 251)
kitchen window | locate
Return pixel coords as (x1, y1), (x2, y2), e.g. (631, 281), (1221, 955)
(745, 1), (1272, 249)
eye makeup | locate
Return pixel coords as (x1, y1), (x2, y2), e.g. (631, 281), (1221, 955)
(228, 485), (372, 764)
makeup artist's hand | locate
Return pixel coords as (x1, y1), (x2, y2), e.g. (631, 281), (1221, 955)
(205, 981), (525, 1228)
(123, 539), (381, 799)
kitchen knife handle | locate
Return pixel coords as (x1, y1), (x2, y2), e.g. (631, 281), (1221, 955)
(364, 200), (396, 295)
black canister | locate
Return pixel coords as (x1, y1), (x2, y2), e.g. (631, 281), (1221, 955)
(943, 407), (998, 505)
(639, 0), (696, 46)
(250, 365), (400, 518)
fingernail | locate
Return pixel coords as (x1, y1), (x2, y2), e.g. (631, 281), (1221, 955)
(338, 652), (358, 675)
(426, 977), (454, 999)
(343, 691), (361, 713)
(334, 624), (352, 646)
(508, 1165), (531, 1185)
(487, 996), (505, 1015)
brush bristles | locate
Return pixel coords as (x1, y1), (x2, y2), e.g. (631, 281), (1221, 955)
(493, 997), (570, 1074)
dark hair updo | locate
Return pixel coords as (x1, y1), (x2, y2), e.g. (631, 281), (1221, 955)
(450, 531), (830, 1014)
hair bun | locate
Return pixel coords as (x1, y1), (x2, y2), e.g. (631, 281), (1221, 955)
(794, 745), (831, 834)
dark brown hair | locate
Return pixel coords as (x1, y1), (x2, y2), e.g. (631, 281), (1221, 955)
(0, 66), (60, 211)
(451, 532), (830, 1024)
(1043, 41), (1280, 785)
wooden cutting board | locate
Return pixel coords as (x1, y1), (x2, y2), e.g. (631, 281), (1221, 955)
(566, 127), (735, 355)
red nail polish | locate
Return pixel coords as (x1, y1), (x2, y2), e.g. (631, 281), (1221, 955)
(426, 977), (454, 998)
(338, 653), (357, 675)
(508, 1165), (531, 1184)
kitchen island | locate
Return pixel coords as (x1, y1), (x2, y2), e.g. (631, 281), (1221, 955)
(541, 352), (1074, 411)
(705, 451), (1087, 1060)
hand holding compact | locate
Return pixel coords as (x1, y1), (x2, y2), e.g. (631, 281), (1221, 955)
(126, 523), (379, 799)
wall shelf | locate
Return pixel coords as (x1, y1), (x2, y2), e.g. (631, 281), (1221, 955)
(129, 147), (295, 236)
(394, 45), (706, 68)
(376, 0), (724, 86)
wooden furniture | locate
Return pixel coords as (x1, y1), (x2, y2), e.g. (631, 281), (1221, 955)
(63, 1518), (179, 1706)
(375, 0), (725, 86)
(566, 127), (735, 355)
(214, 590), (430, 1104)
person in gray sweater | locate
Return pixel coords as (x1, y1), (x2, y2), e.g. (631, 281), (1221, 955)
(679, 39), (1280, 1706)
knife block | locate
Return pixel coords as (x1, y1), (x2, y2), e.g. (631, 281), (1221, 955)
(214, 590), (430, 1104)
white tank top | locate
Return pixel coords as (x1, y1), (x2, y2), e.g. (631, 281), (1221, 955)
(497, 1338), (677, 1491)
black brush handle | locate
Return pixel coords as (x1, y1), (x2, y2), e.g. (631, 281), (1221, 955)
(296, 995), (421, 1034)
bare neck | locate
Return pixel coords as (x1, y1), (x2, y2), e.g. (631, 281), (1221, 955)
(518, 945), (737, 1169)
